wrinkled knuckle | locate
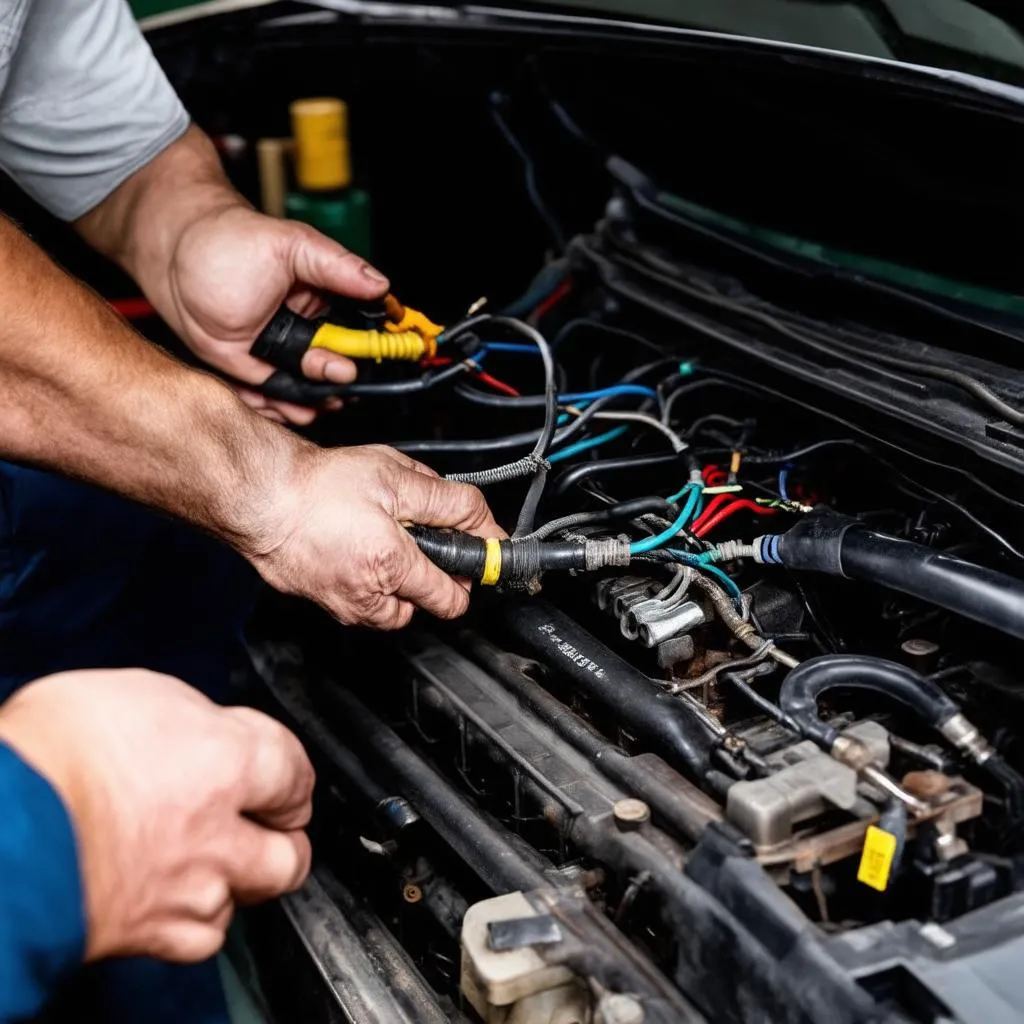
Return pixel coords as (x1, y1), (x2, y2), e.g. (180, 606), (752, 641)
(373, 545), (409, 596)
(439, 588), (471, 621)
(350, 586), (389, 625)
(191, 876), (232, 923)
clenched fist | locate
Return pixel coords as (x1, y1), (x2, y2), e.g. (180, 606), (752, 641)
(250, 444), (504, 629)
(0, 669), (314, 963)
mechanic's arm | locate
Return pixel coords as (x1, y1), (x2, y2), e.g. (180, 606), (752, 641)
(75, 124), (380, 425)
(0, 668), (315, 1020)
(0, 0), (376, 425)
(0, 215), (499, 629)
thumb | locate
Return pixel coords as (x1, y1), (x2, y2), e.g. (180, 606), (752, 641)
(280, 221), (389, 300)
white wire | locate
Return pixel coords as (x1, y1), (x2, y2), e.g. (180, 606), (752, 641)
(570, 409), (688, 452)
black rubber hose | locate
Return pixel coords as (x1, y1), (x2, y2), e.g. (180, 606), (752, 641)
(776, 515), (1024, 642)
(407, 527), (587, 580)
(495, 597), (716, 781)
(779, 654), (961, 750)
(841, 528), (1024, 642)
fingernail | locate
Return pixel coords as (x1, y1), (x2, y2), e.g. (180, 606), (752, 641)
(325, 361), (355, 384)
(360, 262), (388, 285)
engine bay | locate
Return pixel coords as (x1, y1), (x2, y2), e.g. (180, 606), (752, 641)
(244, 181), (1024, 1023)
(54, 7), (1024, 1021)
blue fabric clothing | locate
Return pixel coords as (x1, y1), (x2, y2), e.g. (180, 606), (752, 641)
(0, 463), (260, 1023)
(0, 743), (84, 1022)
(0, 462), (258, 700)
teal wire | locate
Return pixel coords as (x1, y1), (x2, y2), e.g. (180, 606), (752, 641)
(666, 482), (690, 504)
(668, 549), (743, 605)
(547, 426), (627, 464)
(629, 484), (701, 554)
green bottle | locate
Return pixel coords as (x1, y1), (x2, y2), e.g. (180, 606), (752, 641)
(286, 97), (372, 258)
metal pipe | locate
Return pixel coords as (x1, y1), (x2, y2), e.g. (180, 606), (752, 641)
(281, 868), (463, 1024)
(455, 630), (723, 843)
(321, 682), (552, 895)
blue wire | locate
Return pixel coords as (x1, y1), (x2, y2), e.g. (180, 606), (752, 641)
(629, 485), (702, 554)
(778, 466), (790, 501)
(560, 384), (657, 403)
(481, 342), (542, 354)
(547, 426), (627, 464)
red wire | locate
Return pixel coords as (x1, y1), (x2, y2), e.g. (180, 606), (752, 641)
(530, 280), (572, 322)
(693, 499), (777, 538)
(689, 493), (735, 533)
(702, 464), (728, 487)
(109, 297), (156, 319)
(472, 369), (521, 397)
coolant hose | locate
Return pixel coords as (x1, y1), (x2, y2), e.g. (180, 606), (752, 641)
(769, 513), (1024, 642)
(779, 654), (961, 750)
(780, 654), (1024, 827)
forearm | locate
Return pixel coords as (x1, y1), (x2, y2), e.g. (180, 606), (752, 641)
(75, 125), (243, 322)
(0, 214), (304, 555)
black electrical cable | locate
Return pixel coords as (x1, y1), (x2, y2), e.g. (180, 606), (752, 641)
(260, 359), (471, 402)
(681, 413), (752, 439)
(551, 452), (681, 499)
(660, 377), (762, 429)
(490, 98), (567, 251)
(551, 317), (669, 355)
(394, 392), (627, 456)
(528, 495), (673, 540)
(744, 438), (869, 465)
(515, 469), (549, 537)
(582, 241), (1024, 502)
(611, 243), (1024, 426)
(661, 365), (1024, 518)
(453, 356), (674, 410)
(779, 312), (1024, 428)
(620, 174), (1024, 349)
(722, 662), (800, 733)
(839, 528), (1024, 640)
(661, 371), (1024, 562)
(343, 362), (470, 395)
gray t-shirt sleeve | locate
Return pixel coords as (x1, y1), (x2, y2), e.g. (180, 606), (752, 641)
(0, 0), (190, 221)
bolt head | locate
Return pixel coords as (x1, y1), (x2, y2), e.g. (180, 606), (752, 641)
(600, 993), (645, 1024)
(901, 638), (940, 657)
(613, 798), (651, 831)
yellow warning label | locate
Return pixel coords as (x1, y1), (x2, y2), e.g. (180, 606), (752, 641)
(857, 825), (898, 892)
